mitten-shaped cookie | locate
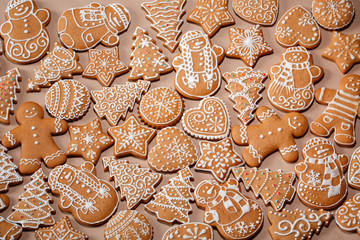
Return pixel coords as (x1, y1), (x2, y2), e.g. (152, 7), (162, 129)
(232, 106), (308, 167)
(310, 74), (360, 146)
(1, 102), (68, 174)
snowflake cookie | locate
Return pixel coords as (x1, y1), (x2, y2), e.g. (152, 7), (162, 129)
(147, 127), (198, 172)
(348, 147), (360, 189)
(66, 119), (114, 164)
(335, 193), (360, 235)
(139, 87), (184, 129)
(182, 97), (230, 140)
(162, 222), (214, 240)
(108, 115), (156, 159)
(233, 0), (279, 25)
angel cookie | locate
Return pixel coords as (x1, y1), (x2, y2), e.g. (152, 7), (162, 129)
(49, 162), (118, 226)
(0, 0), (51, 64)
(267, 46), (323, 112)
(173, 30), (224, 99)
(58, 3), (130, 51)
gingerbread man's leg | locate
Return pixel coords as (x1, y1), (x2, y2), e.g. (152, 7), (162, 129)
(42, 147), (67, 168)
(310, 114), (335, 137)
(334, 121), (355, 145)
(242, 145), (265, 167)
(19, 153), (42, 175)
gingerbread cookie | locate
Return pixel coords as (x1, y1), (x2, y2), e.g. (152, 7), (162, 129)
(336, 193), (360, 235)
(310, 74), (360, 146)
(268, 208), (332, 240)
(7, 169), (55, 230)
(103, 157), (162, 210)
(0, 194), (10, 212)
(91, 80), (150, 126)
(187, 0), (234, 37)
(58, 2), (130, 51)
(2, 102), (68, 174)
(139, 87), (184, 129)
(233, 0), (278, 25)
(0, 0), (50, 64)
(223, 67), (267, 125)
(49, 162), (118, 226)
(129, 27), (173, 81)
(173, 30), (224, 99)
(27, 42), (83, 92)
(0, 68), (21, 125)
(232, 106), (308, 167)
(0, 216), (22, 240)
(226, 25), (273, 67)
(83, 47), (128, 87)
(141, 0), (186, 52)
(0, 144), (22, 193)
(267, 46), (323, 112)
(105, 210), (152, 240)
(147, 127), (198, 172)
(295, 137), (349, 210)
(275, 5), (321, 49)
(194, 179), (263, 240)
(66, 119), (114, 164)
(163, 222), (214, 240)
(35, 216), (88, 240)
(348, 147), (360, 189)
(196, 138), (243, 183)
(322, 31), (360, 74)
(108, 115), (156, 158)
(312, 0), (354, 30)
(233, 167), (296, 211)
(182, 97), (230, 140)
(145, 167), (194, 224)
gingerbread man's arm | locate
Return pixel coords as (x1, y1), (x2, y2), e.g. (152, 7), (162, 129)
(255, 106), (280, 123)
(212, 45), (225, 63)
(1, 126), (22, 148)
(35, 8), (51, 25)
(314, 87), (337, 105)
(45, 118), (68, 135)
(338, 154), (349, 172)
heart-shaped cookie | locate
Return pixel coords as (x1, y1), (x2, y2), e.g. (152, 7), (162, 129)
(182, 97), (230, 140)
(275, 5), (321, 49)
(348, 147), (360, 189)
(233, 0), (278, 25)
(147, 127), (198, 172)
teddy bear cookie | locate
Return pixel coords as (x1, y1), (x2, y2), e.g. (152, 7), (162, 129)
(173, 30), (225, 99)
(312, 0), (354, 30)
(1, 102), (68, 174)
(48, 162), (118, 226)
(0, 0), (51, 64)
(232, 0), (278, 25)
(310, 74), (360, 146)
(187, 0), (235, 37)
(348, 147), (360, 189)
(194, 179), (263, 240)
(162, 223), (214, 240)
(58, 2), (130, 51)
(295, 137), (349, 210)
(232, 106), (308, 167)
(275, 5), (321, 49)
(267, 46), (323, 112)
(335, 193), (360, 235)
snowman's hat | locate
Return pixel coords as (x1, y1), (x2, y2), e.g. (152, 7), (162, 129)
(6, 0), (32, 12)
(303, 137), (333, 153)
(180, 30), (208, 47)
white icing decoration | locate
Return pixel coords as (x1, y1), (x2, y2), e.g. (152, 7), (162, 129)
(233, 0), (278, 25)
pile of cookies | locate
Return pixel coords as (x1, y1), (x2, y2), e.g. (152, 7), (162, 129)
(0, 0), (360, 239)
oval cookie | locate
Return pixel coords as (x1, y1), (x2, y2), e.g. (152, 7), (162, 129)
(182, 97), (230, 140)
(163, 222), (214, 240)
(233, 0), (278, 25)
(336, 193), (360, 235)
(45, 80), (90, 121)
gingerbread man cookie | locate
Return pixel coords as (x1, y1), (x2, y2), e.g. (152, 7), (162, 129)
(310, 74), (360, 146)
(2, 102), (68, 174)
(336, 193), (360, 235)
(233, 0), (278, 25)
(58, 2), (130, 51)
(0, 0), (51, 64)
(232, 106), (308, 167)
(173, 30), (224, 99)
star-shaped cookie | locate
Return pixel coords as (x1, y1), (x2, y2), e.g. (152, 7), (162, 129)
(226, 25), (273, 67)
(108, 115), (156, 158)
(322, 31), (360, 73)
(35, 216), (87, 240)
(196, 138), (244, 183)
(83, 47), (128, 86)
(187, 0), (235, 37)
(66, 119), (114, 164)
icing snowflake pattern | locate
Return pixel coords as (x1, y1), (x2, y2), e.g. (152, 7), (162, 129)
(306, 170), (321, 186)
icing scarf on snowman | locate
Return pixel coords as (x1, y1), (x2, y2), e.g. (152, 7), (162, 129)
(179, 31), (215, 90)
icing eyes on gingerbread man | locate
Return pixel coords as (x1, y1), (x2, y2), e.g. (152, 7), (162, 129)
(284, 113), (309, 137)
(16, 101), (44, 123)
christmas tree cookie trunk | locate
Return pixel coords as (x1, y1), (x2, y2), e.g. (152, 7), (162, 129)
(232, 167), (296, 211)
(7, 169), (55, 230)
(142, 0), (186, 52)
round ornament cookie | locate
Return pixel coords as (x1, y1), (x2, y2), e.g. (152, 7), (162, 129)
(312, 0), (354, 30)
(349, 147), (360, 189)
(162, 222), (214, 240)
(139, 87), (184, 129)
(105, 210), (152, 240)
(45, 80), (90, 121)
(335, 193), (360, 235)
